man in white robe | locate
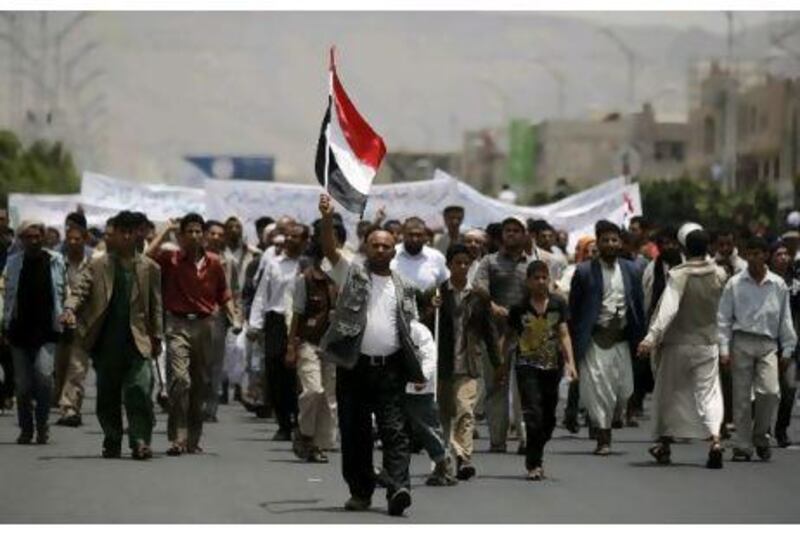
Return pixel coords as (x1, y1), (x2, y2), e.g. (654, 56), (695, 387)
(638, 227), (726, 469)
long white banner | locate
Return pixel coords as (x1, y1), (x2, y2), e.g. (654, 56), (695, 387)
(8, 193), (119, 230)
(81, 171), (206, 220)
(11, 170), (640, 251)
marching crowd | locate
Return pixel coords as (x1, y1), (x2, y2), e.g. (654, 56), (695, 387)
(0, 195), (797, 517)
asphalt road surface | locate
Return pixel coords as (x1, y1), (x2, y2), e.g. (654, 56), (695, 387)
(1, 380), (798, 523)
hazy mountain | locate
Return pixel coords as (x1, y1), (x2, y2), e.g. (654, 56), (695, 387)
(0, 11), (791, 185)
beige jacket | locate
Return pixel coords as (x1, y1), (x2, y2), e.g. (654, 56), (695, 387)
(65, 253), (163, 358)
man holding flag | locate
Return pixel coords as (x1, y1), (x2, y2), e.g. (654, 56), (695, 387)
(315, 49), (420, 517)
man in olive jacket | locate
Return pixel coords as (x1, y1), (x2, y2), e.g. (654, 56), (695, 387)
(61, 211), (163, 460)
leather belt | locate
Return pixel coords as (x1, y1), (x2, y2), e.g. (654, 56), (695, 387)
(362, 354), (391, 366)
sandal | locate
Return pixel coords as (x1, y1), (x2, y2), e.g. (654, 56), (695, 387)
(648, 444), (671, 465)
(166, 443), (186, 456)
(526, 467), (544, 481)
(132, 444), (153, 460)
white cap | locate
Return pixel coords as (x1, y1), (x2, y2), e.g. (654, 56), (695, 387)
(677, 222), (703, 247)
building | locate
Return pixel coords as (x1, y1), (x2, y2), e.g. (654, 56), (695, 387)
(534, 104), (688, 192)
(687, 61), (800, 205)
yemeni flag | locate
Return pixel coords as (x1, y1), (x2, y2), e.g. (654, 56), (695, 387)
(315, 47), (387, 216)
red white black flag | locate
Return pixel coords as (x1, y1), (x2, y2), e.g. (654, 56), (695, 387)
(315, 47), (387, 216)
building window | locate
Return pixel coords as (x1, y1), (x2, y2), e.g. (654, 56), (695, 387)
(671, 142), (685, 162)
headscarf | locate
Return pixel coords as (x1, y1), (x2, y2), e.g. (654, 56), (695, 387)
(574, 236), (596, 264)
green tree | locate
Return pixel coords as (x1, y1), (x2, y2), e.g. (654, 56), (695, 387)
(640, 176), (779, 233)
(0, 130), (81, 207)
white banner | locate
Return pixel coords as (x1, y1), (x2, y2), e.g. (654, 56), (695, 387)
(8, 193), (119, 230)
(11, 170), (640, 250)
(206, 169), (640, 246)
(204, 175), (457, 243)
(81, 171), (207, 221)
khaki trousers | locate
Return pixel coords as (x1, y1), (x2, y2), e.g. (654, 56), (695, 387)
(57, 341), (89, 416)
(297, 342), (337, 449)
(166, 314), (214, 447)
(731, 332), (781, 452)
(204, 311), (227, 418)
(439, 375), (478, 461)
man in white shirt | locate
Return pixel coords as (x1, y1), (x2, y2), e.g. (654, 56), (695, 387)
(248, 222), (308, 441)
(718, 236), (797, 462)
(317, 195), (424, 517)
(391, 217), (450, 293)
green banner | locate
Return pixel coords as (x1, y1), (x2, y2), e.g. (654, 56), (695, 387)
(506, 119), (536, 187)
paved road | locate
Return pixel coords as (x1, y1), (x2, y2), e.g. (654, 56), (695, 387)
(1, 380), (799, 523)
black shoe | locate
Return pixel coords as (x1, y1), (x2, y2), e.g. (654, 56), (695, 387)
(564, 418), (580, 434)
(472, 428), (481, 439)
(387, 488), (411, 516)
(272, 428), (292, 441)
(344, 496), (371, 512)
(775, 432), (792, 448)
(254, 406), (271, 418)
(35, 426), (49, 445)
(625, 417), (639, 428)
(611, 418), (623, 430)
(648, 444), (671, 465)
(56, 414), (82, 427)
(755, 445), (772, 461)
(706, 445), (724, 469)
(517, 441), (527, 455)
(16, 431), (33, 445)
(456, 459), (476, 480)
(731, 448), (752, 462)
(102, 446), (122, 458)
(203, 413), (218, 423)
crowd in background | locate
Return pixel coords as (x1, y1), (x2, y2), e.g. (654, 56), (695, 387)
(0, 198), (797, 516)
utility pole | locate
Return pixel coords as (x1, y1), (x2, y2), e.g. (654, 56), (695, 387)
(722, 11), (738, 193)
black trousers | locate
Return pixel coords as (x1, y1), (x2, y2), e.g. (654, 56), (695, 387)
(629, 356), (654, 413)
(720, 364), (734, 426)
(516, 365), (561, 470)
(263, 312), (297, 432)
(0, 343), (13, 403)
(776, 362), (797, 438)
(337, 353), (410, 501)
(564, 380), (580, 424)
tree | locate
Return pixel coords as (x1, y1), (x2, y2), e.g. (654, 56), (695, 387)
(640, 176), (780, 234)
(0, 130), (81, 207)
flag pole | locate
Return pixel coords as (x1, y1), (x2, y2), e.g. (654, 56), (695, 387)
(324, 46), (335, 192)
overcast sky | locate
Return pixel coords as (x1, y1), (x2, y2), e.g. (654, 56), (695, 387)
(556, 11), (771, 34)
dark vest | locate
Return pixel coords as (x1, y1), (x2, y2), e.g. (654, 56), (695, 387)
(319, 261), (424, 382)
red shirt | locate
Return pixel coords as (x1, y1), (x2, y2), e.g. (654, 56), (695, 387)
(157, 249), (231, 315)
